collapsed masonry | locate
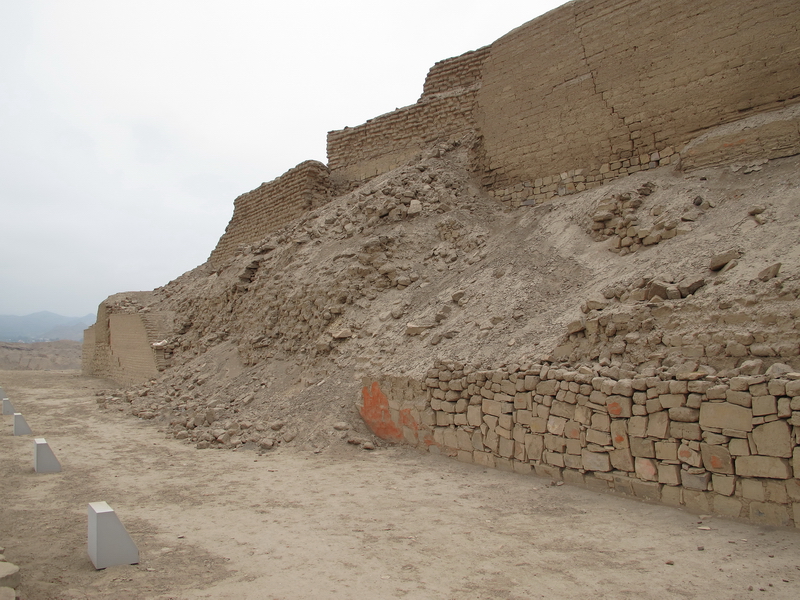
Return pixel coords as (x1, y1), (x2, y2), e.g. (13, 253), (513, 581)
(84, 0), (800, 526)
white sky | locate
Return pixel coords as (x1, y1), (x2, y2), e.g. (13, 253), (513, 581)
(0, 0), (565, 318)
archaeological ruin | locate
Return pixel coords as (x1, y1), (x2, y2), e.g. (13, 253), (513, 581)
(82, 0), (800, 526)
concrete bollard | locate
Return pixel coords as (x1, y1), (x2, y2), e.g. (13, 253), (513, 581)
(33, 438), (61, 473)
(13, 413), (32, 435)
(2, 398), (14, 415)
(87, 502), (139, 569)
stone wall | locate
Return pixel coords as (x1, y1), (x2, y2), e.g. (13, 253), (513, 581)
(208, 160), (331, 267)
(363, 363), (800, 527)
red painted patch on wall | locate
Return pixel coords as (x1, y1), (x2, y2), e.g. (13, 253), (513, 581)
(360, 382), (404, 442)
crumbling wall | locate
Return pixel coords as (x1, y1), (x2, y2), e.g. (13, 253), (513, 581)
(325, 0), (800, 206)
(82, 295), (173, 385)
(209, 160), (331, 267)
(477, 0), (800, 205)
(326, 48), (490, 183)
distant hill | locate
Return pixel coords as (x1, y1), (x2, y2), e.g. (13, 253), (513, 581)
(0, 311), (95, 343)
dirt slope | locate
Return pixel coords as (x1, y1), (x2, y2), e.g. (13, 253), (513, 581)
(99, 147), (800, 453)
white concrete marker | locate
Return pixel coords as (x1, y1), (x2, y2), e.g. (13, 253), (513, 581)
(13, 413), (32, 435)
(87, 501), (139, 569)
(2, 398), (14, 415)
(34, 438), (61, 473)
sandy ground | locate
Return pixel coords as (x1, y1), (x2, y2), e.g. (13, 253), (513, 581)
(1, 370), (799, 600)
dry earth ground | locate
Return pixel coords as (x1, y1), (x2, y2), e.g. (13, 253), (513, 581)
(1, 370), (799, 600)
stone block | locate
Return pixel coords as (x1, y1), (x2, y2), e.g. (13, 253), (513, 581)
(677, 444), (702, 468)
(609, 448), (634, 472)
(729, 438), (750, 456)
(655, 441), (678, 461)
(610, 420), (629, 448)
(525, 434), (544, 461)
(606, 396), (632, 418)
(735, 456), (792, 479)
(2, 398), (15, 415)
(562, 469), (585, 486)
(635, 457), (658, 481)
(534, 463), (562, 481)
(495, 457), (514, 472)
(659, 394), (686, 409)
(513, 460), (532, 475)
(657, 462), (681, 486)
(749, 502), (791, 527)
(581, 449), (611, 472)
(670, 422), (702, 440)
(699, 402), (752, 432)
(660, 485), (683, 507)
(87, 501), (139, 569)
(628, 415), (648, 437)
(726, 390), (752, 407)
(764, 480), (788, 504)
(646, 411), (669, 438)
(631, 480), (661, 501)
(630, 436), (655, 458)
(683, 489), (710, 513)
(13, 413), (32, 436)
(473, 451), (495, 467)
(457, 450), (473, 464)
(742, 478), (765, 501)
(752, 395), (777, 416)
(34, 438), (62, 473)
(713, 495), (742, 518)
(700, 444), (733, 474)
(0, 563), (20, 590)
(681, 470), (711, 491)
(712, 474), (736, 496)
(751, 420), (792, 458)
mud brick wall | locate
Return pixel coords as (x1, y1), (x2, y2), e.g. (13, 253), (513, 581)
(327, 0), (800, 206)
(209, 160), (331, 267)
(364, 363), (800, 527)
(478, 0), (800, 206)
(326, 48), (490, 183)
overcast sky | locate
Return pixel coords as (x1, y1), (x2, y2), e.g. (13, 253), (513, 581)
(0, 0), (564, 318)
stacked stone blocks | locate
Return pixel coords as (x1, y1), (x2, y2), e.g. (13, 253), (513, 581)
(388, 361), (800, 526)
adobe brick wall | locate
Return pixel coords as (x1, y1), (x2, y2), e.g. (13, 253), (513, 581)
(82, 295), (173, 386)
(209, 160), (331, 267)
(326, 47), (490, 183)
(325, 0), (800, 206)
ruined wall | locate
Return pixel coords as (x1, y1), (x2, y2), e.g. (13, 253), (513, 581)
(325, 0), (800, 206)
(363, 363), (800, 527)
(326, 48), (490, 183)
(209, 160), (331, 267)
(478, 0), (800, 205)
(82, 295), (173, 386)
